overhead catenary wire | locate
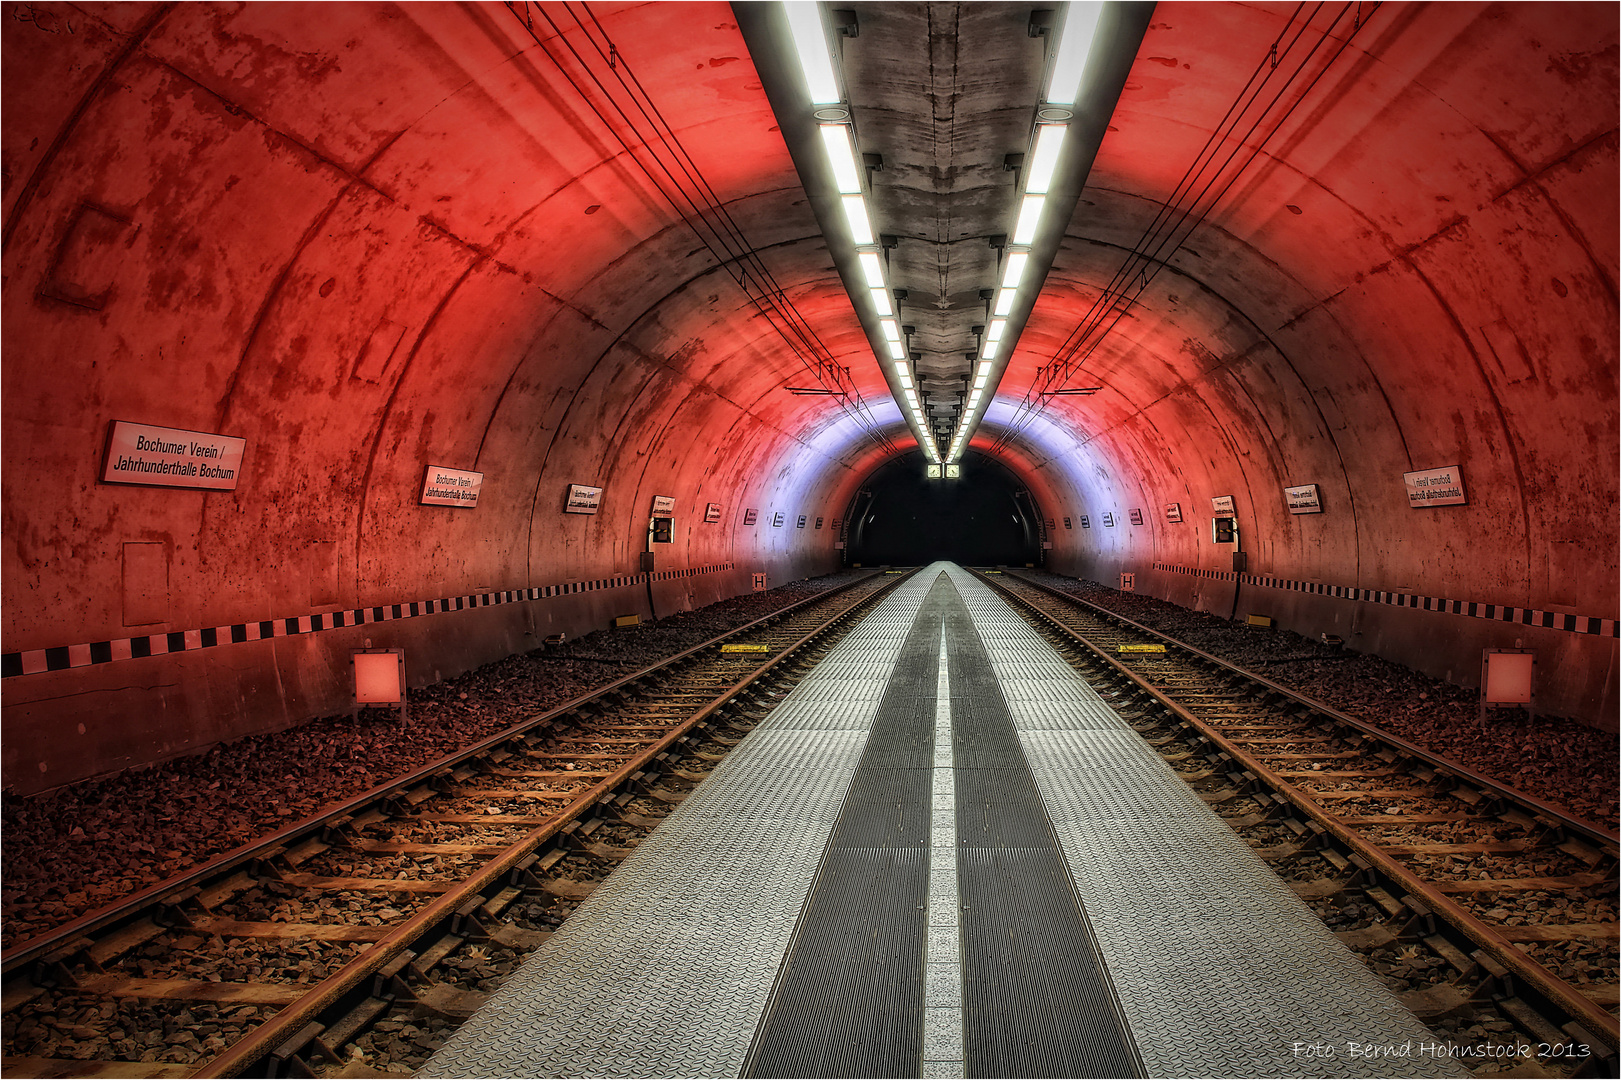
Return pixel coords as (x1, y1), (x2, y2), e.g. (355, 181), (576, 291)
(990, 2), (1380, 455)
(503, 1), (898, 456)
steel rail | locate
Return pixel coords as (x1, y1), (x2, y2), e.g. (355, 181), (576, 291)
(1000, 570), (1618, 848)
(2, 572), (896, 974)
(192, 566), (917, 1077)
(976, 569), (1619, 1051)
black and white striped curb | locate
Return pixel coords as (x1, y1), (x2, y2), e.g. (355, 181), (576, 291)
(3, 563), (736, 678)
(1152, 562), (1617, 637)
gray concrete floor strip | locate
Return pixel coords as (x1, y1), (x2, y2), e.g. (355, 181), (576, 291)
(945, 567), (1468, 1079)
(422, 572), (941, 1079)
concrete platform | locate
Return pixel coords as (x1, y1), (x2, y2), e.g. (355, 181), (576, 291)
(423, 563), (1467, 1079)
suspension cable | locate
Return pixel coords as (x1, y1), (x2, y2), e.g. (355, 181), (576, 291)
(502, 1), (898, 455)
(991, 3), (1380, 455)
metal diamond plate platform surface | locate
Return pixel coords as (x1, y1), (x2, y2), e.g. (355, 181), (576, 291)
(944, 567), (1468, 1079)
(424, 570), (944, 1079)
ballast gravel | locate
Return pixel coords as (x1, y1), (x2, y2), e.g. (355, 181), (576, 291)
(1024, 572), (1618, 827)
(1, 573), (866, 949)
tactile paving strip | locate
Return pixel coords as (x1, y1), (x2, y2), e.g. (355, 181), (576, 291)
(945, 567), (1469, 1079)
(424, 569), (946, 1079)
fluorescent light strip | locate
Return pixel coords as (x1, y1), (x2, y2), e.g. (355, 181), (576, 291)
(981, 340), (997, 360)
(880, 319), (901, 342)
(1048, 1), (1103, 105)
(784, 2), (841, 104)
(858, 251), (885, 288)
(887, 341), (906, 359)
(994, 288), (1017, 316)
(987, 318), (1007, 342)
(820, 125), (862, 194)
(1013, 194), (1045, 245)
(1002, 251), (1029, 289)
(1026, 124), (1067, 194)
(843, 195), (874, 244)
(869, 285), (892, 315)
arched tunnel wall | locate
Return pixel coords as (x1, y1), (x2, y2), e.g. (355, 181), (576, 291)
(3, 2), (1616, 795)
(979, 2), (1618, 728)
(2, 3), (880, 793)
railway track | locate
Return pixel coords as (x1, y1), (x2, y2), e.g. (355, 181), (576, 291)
(978, 569), (1619, 1077)
(1, 568), (916, 1078)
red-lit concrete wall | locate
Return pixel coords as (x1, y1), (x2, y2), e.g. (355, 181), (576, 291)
(995, 3), (1618, 726)
(3, 2), (1615, 794)
(1, 2), (911, 793)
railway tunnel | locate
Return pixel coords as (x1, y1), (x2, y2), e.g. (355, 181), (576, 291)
(0, 2), (1617, 1075)
(4, 0), (1613, 794)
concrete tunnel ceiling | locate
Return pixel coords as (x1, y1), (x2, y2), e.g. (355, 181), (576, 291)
(1, 1), (1616, 792)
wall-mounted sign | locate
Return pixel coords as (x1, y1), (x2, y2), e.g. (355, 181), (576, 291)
(1213, 517), (1237, 544)
(772, 512), (785, 527)
(1165, 503), (1183, 523)
(421, 465), (483, 507)
(1080, 516), (1091, 529)
(102, 420), (246, 491)
(704, 502), (722, 523)
(1102, 512), (1115, 527)
(743, 508), (759, 525)
(815, 517), (824, 529)
(832, 518), (842, 530)
(1404, 466), (1466, 508)
(651, 495), (675, 519)
(752, 572), (767, 591)
(1120, 573), (1136, 592)
(1044, 518), (1055, 530)
(797, 515), (807, 529)
(1285, 484), (1322, 514)
(565, 484), (602, 514)
(1211, 495), (1235, 514)
(1128, 508), (1144, 526)
(1063, 517), (1072, 529)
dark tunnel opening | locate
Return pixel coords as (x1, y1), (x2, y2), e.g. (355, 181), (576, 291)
(846, 451), (1040, 567)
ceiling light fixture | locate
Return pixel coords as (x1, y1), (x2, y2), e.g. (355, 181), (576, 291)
(842, 195), (874, 243)
(820, 125), (862, 193)
(1001, 251), (1029, 289)
(785, 2), (841, 105)
(857, 251), (885, 287)
(1013, 195), (1046, 244)
(1046, 1), (1104, 105)
(869, 285), (893, 315)
(1025, 123), (1068, 193)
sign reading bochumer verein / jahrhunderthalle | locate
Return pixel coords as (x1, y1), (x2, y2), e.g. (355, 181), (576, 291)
(421, 465), (483, 507)
(102, 420), (246, 490)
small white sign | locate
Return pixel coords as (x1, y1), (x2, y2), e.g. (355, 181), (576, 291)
(421, 465), (483, 508)
(1211, 495), (1235, 514)
(651, 495), (675, 518)
(102, 420), (246, 491)
(1285, 483), (1322, 514)
(1404, 466), (1466, 508)
(565, 484), (603, 514)
(1165, 503), (1183, 523)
